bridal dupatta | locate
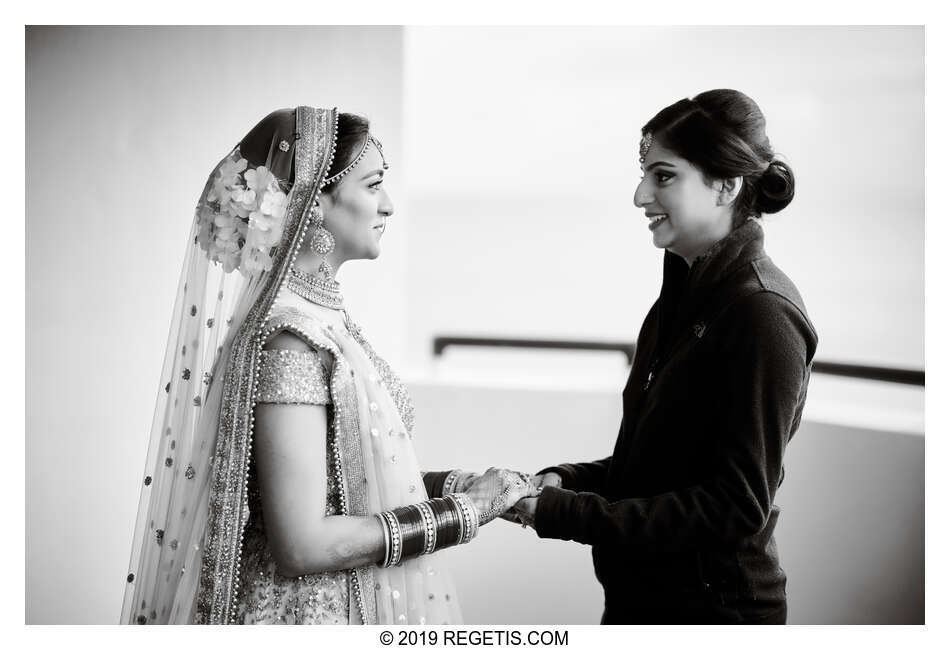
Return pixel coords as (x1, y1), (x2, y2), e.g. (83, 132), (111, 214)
(122, 106), (336, 624)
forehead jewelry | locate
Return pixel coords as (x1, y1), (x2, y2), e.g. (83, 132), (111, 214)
(370, 135), (389, 171)
(639, 132), (654, 163)
(322, 133), (389, 187)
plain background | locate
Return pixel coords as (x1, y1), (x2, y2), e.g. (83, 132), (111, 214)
(25, 26), (924, 624)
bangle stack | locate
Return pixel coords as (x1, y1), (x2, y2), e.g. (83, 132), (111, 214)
(377, 510), (402, 566)
(448, 493), (479, 544)
(442, 470), (462, 496)
(376, 495), (479, 568)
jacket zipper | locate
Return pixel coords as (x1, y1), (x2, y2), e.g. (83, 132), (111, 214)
(643, 358), (658, 392)
(641, 322), (704, 394)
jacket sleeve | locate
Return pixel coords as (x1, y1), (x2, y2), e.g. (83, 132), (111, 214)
(534, 292), (816, 551)
(537, 455), (613, 495)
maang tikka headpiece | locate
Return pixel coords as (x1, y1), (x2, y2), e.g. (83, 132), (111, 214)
(639, 132), (654, 163)
(322, 133), (388, 186)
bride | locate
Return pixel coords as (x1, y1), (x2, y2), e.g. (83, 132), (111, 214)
(121, 107), (537, 624)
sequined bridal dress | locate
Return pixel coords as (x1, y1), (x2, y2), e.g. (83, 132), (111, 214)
(233, 275), (463, 624)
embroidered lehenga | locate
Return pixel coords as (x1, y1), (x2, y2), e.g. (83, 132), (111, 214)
(121, 107), (462, 624)
(234, 291), (462, 624)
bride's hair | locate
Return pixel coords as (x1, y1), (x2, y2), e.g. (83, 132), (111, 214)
(642, 89), (795, 225)
(324, 112), (371, 194)
(235, 110), (371, 190)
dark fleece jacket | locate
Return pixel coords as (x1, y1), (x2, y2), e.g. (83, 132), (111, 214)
(535, 220), (818, 624)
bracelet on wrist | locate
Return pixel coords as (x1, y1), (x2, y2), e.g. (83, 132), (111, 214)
(446, 492), (479, 543)
(376, 510), (403, 568)
(377, 495), (477, 567)
(442, 470), (462, 496)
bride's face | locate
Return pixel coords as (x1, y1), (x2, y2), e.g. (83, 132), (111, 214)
(321, 144), (393, 262)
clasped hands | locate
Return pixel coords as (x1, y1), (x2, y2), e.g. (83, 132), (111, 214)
(459, 468), (563, 529)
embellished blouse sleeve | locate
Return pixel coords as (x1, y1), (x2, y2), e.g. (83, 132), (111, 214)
(256, 349), (330, 406)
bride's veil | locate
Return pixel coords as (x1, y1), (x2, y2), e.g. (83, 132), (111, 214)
(121, 107), (337, 624)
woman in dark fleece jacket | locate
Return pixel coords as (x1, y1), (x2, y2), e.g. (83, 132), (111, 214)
(512, 90), (818, 624)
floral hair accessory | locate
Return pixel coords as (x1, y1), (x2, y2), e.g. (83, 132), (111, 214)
(195, 149), (290, 277)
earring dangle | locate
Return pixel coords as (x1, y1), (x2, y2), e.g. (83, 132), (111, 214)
(309, 203), (336, 281)
(311, 224), (335, 256)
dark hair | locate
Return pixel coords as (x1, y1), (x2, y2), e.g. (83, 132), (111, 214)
(323, 112), (371, 193)
(642, 89), (794, 224)
(236, 110), (371, 191)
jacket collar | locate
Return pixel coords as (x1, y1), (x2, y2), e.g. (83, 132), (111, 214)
(656, 219), (767, 347)
(662, 218), (766, 295)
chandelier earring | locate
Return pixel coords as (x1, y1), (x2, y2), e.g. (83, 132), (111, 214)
(309, 204), (336, 281)
(310, 222), (335, 256)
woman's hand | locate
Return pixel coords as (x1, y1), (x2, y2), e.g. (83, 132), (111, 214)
(456, 471), (479, 492)
(498, 473), (561, 525)
(463, 468), (540, 525)
(512, 496), (539, 529)
(533, 472), (562, 490)
(506, 472), (560, 528)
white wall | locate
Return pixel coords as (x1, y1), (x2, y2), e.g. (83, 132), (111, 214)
(404, 26), (924, 372)
(25, 25), (406, 624)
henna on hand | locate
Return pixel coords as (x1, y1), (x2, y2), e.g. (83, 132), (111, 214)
(464, 468), (540, 525)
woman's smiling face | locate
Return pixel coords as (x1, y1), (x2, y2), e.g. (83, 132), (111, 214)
(320, 143), (393, 262)
(634, 140), (734, 263)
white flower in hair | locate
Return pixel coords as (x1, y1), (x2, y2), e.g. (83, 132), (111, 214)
(217, 154), (248, 183)
(227, 188), (256, 218)
(221, 251), (242, 274)
(213, 211), (237, 231)
(260, 187), (288, 217)
(195, 204), (216, 252)
(215, 231), (242, 273)
(195, 150), (290, 277)
(208, 154), (247, 204)
(239, 244), (273, 276)
(244, 166), (276, 195)
(248, 210), (282, 248)
(244, 218), (271, 249)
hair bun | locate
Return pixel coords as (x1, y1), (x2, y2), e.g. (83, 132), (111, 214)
(757, 160), (795, 214)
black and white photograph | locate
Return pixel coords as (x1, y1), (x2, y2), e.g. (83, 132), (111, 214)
(21, 19), (937, 635)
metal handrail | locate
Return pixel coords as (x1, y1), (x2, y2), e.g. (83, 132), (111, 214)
(432, 336), (924, 386)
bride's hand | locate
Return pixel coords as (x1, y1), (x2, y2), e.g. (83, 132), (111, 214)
(463, 468), (540, 525)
